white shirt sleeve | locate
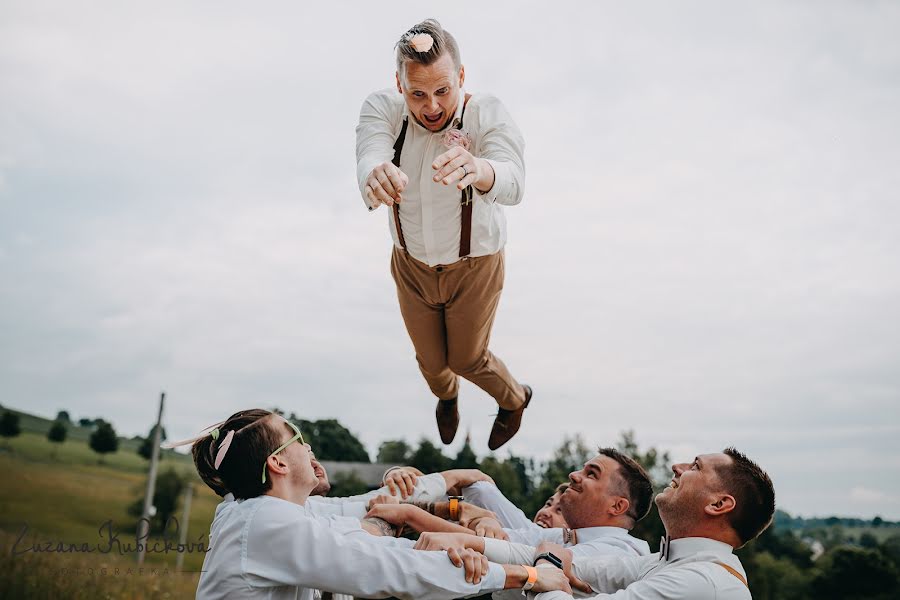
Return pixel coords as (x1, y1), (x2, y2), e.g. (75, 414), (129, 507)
(356, 89), (403, 210)
(308, 472), (448, 520)
(243, 500), (506, 600)
(471, 95), (525, 207)
(534, 564), (723, 599)
(306, 497), (370, 519)
(505, 526), (565, 546)
(482, 537), (537, 565)
(462, 481), (535, 530)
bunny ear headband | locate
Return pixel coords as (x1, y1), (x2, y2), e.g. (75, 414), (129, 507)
(162, 420), (239, 470)
(161, 420), (227, 450)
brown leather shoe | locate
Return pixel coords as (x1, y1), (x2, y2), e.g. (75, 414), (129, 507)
(488, 385), (532, 451)
(436, 398), (460, 445)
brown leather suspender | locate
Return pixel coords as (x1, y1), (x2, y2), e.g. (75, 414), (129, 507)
(392, 94), (473, 259)
(390, 118), (409, 250)
(714, 562), (749, 588)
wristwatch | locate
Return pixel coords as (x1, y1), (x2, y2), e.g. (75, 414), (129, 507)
(533, 552), (563, 569)
(448, 495), (464, 521)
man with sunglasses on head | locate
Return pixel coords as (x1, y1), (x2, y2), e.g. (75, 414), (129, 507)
(183, 409), (572, 600)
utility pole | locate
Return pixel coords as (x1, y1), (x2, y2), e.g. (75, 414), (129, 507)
(175, 483), (194, 572)
(137, 391), (165, 565)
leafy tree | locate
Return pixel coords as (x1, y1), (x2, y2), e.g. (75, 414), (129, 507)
(452, 434), (479, 469)
(55, 410), (71, 423)
(811, 546), (899, 599)
(89, 420), (119, 461)
(746, 550), (813, 600)
(78, 418), (95, 427)
(873, 516), (884, 528)
(410, 439), (451, 473)
(47, 420), (67, 458)
(377, 440), (412, 464)
(328, 471), (370, 497)
(617, 430), (671, 487)
(881, 534), (900, 569)
(47, 420), (68, 443)
(128, 467), (186, 533)
(290, 418), (369, 462)
(480, 455), (531, 512)
(861, 532), (879, 549)
(0, 411), (22, 441)
(137, 425), (168, 460)
(613, 431), (671, 544)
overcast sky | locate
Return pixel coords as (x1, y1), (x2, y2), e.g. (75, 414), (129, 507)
(2, 1), (899, 519)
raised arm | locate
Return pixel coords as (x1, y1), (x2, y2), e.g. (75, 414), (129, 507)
(471, 95), (525, 207)
(356, 89), (407, 210)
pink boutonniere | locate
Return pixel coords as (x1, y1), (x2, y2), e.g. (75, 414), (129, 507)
(442, 126), (473, 151)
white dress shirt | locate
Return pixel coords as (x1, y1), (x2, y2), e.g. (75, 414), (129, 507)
(356, 88), (526, 267)
(535, 537), (751, 600)
(196, 494), (506, 600)
(484, 527), (650, 600)
(497, 526), (651, 560)
(307, 472), (448, 519)
(461, 481), (535, 530)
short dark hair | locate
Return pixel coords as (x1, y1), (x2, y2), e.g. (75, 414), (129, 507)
(395, 19), (461, 78)
(554, 482), (570, 495)
(716, 447), (776, 546)
(598, 447), (654, 523)
(192, 409), (293, 500)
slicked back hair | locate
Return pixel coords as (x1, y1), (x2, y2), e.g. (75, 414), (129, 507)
(599, 447), (654, 523)
(395, 19), (461, 80)
(716, 447), (776, 546)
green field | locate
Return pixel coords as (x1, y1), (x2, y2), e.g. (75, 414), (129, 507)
(0, 430), (221, 599)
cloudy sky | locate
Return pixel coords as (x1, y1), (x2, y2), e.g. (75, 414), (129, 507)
(2, 1), (899, 519)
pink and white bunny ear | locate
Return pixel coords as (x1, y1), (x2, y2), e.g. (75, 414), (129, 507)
(214, 429), (236, 470)
(161, 420), (226, 449)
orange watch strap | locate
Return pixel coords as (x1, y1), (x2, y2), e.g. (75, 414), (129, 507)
(449, 498), (460, 521)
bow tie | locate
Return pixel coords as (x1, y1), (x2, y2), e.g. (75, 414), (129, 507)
(659, 536), (671, 561)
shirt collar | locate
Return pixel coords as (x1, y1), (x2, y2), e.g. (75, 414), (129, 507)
(573, 526), (629, 543)
(660, 536), (736, 562)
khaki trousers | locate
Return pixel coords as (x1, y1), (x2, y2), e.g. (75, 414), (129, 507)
(390, 247), (525, 410)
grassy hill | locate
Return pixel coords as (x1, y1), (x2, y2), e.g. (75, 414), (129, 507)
(0, 423), (219, 599)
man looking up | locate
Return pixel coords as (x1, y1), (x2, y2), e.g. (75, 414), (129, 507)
(356, 18), (529, 450)
(535, 448), (776, 600)
(414, 449), (654, 561)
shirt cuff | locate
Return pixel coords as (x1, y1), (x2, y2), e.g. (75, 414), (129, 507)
(475, 159), (510, 204)
(411, 472), (450, 500)
(381, 466), (403, 485)
(480, 562), (508, 592)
